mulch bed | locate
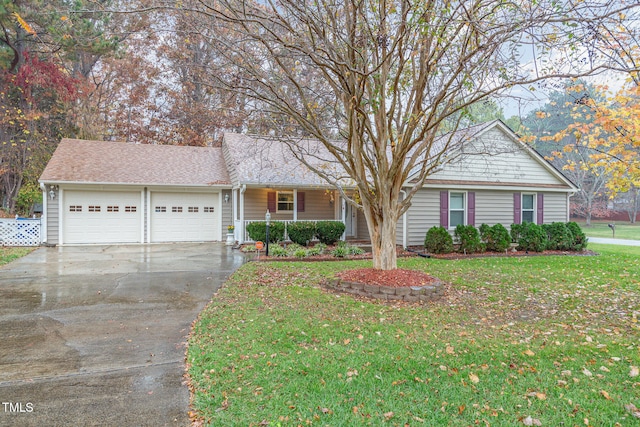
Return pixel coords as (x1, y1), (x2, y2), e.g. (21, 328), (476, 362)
(336, 268), (438, 288)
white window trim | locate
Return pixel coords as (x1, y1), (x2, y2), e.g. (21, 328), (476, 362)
(449, 191), (467, 229)
(521, 193), (537, 224)
(276, 191), (294, 213)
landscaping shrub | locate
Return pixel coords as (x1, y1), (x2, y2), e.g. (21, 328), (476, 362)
(293, 248), (308, 258)
(424, 226), (454, 254)
(510, 223), (524, 243)
(544, 222), (574, 251)
(455, 224), (485, 254)
(331, 246), (349, 257)
(567, 221), (588, 251)
(269, 244), (289, 257)
(479, 223), (511, 252)
(307, 243), (327, 256)
(287, 221), (316, 246)
(246, 221), (285, 243)
(316, 221), (345, 245)
(514, 222), (547, 252)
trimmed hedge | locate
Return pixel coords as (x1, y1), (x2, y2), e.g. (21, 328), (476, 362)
(455, 224), (485, 254)
(513, 222), (547, 252)
(287, 221), (316, 246)
(567, 221), (588, 251)
(246, 221), (285, 243)
(543, 222), (574, 251)
(424, 226), (454, 254)
(316, 221), (345, 245)
(479, 223), (511, 252)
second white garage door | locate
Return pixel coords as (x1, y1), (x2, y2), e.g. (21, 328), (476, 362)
(150, 192), (219, 242)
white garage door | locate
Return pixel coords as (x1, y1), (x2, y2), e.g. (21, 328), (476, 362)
(150, 192), (219, 242)
(63, 190), (142, 244)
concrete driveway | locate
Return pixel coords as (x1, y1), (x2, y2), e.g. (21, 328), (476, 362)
(0, 243), (246, 427)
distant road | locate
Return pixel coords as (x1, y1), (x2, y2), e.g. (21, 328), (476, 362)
(588, 237), (640, 247)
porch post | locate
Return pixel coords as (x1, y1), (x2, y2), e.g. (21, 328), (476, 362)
(341, 197), (346, 240)
(293, 188), (298, 222)
(239, 185), (246, 243)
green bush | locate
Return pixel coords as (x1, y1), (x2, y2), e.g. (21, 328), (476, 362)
(544, 222), (574, 251)
(246, 221), (285, 243)
(348, 245), (365, 255)
(287, 221), (316, 246)
(331, 246), (349, 257)
(514, 222), (547, 252)
(455, 224), (485, 254)
(510, 223), (524, 243)
(293, 248), (308, 258)
(269, 244), (289, 257)
(424, 226), (454, 254)
(480, 223), (511, 252)
(316, 221), (345, 245)
(567, 221), (588, 251)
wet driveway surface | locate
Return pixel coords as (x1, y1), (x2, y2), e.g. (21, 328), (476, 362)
(0, 243), (246, 426)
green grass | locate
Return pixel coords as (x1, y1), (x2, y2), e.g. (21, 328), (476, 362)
(188, 244), (640, 426)
(0, 247), (33, 266)
(578, 221), (640, 240)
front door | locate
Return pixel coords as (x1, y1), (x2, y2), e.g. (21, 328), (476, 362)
(344, 202), (357, 238)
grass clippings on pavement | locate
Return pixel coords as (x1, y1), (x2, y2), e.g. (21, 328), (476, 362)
(187, 243), (640, 426)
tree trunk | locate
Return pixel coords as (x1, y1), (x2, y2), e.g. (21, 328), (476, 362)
(361, 197), (399, 271)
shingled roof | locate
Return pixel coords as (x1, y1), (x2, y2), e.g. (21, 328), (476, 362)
(223, 133), (350, 187)
(40, 139), (230, 186)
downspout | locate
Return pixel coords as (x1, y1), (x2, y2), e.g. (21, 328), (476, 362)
(567, 191), (575, 222)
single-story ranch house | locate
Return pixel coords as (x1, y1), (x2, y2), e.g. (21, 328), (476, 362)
(39, 120), (577, 246)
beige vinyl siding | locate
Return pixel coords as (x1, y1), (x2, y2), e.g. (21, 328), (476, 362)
(475, 190), (514, 227)
(244, 188), (337, 221)
(432, 128), (565, 186)
(46, 188), (59, 245)
(404, 189), (441, 247)
(543, 192), (569, 223)
(404, 189), (571, 247)
(357, 208), (370, 241)
(221, 189), (232, 236)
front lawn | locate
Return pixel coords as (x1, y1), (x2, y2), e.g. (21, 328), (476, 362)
(187, 244), (640, 426)
(578, 221), (640, 240)
(0, 247), (33, 266)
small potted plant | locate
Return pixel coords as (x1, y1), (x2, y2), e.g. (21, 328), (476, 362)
(226, 225), (235, 245)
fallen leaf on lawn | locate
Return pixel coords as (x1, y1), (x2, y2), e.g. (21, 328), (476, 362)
(343, 339), (351, 345)
(469, 373), (480, 384)
(458, 404), (465, 414)
(522, 415), (542, 426)
(523, 349), (535, 356)
(599, 390), (612, 400)
(630, 366), (639, 377)
(446, 345), (455, 355)
(439, 365), (447, 371)
(582, 368), (593, 377)
(319, 407), (331, 414)
(383, 411), (394, 420)
(624, 403), (640, 418)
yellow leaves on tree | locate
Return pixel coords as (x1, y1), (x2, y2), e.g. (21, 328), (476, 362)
(549, 83), (640, 197)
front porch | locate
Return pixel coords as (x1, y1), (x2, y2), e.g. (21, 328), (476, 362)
(230, 187), (366, 243)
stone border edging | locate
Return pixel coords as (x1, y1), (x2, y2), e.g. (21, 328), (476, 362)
(321, 278), (444, 303)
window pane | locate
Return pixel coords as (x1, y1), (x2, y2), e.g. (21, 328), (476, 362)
(522, 194), (534, 210)
(277, 192), (294, 211)
(450, 193), (464, 210)
(522, 211), (534, 223)
(450, 211), (464, 227)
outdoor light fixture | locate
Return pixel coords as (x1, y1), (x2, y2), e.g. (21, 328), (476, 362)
(224, 193), (230, 203)
(49, 185), (58, 200)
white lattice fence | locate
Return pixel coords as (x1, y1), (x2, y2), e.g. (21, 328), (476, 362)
(0, 219), (42, 246)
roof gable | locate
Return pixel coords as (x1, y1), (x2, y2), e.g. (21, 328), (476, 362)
(40, 139), (230, 186)
(410, 120), (577, 190)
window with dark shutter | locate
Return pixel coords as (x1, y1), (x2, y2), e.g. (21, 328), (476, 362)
(267, 192), (277, 212)
(467, 192), (475, 226)
(297, 192), (305, 212)
(513, 192), (521, 224)
(440, 191), (448, 228)
(537, 193), (544, 224)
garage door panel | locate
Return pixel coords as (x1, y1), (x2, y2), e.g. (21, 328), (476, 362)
(63, 191), (141, 244)
(150, 192), (219, 242)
